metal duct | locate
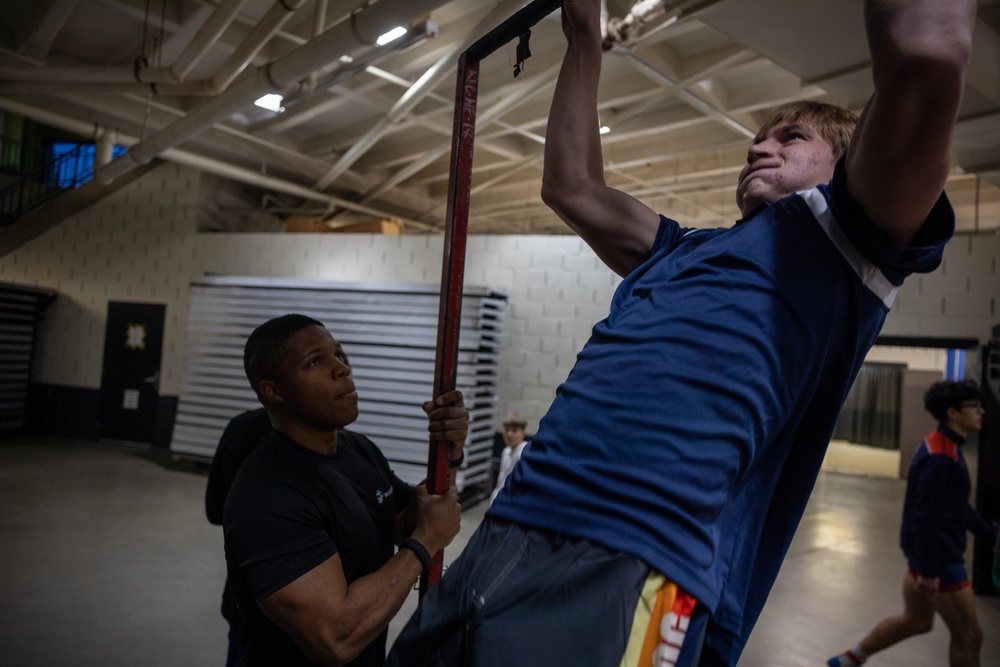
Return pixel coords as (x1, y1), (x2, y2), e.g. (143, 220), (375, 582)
(0, 0), (254, 86)
(94, 0), (454, 187)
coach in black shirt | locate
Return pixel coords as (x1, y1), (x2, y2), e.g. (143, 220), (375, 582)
(224, 314), (466, 667)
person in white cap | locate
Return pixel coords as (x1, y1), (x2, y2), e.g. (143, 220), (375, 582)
(491, 412), (529, 504)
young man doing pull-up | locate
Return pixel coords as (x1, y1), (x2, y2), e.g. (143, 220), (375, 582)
(388, 1), (976, 665)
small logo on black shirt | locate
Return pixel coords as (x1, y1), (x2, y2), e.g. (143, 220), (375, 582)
(375, 486), (394, 504)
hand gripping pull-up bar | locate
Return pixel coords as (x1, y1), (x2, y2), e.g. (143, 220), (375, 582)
(423, 0), (564, 596)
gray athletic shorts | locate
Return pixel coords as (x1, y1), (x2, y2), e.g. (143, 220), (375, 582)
(387, 517), (709, 667)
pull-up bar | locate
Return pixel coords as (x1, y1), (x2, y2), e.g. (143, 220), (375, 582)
(423, 0), (563, 595)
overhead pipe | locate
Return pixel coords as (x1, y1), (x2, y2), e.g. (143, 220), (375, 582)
(303, 0), (329, 94)
(0, 0), (307, 97)
(605, 0), (728, 46)
(0, 11), (424, 100)
(0, 0), (252, 86)
(93, 126), (118, 169)
(280, 20), (439, 109)
(0, 95), (433, 230)
(606, 0), (669, 44)
(94, 0), (455, 187)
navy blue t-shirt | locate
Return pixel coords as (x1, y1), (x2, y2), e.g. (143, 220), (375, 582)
(488, 159), (953, 660)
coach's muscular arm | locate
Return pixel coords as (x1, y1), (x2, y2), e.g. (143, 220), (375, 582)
(845, 0), (976, 246)
(256, 485), (460, 667)
(540, 0), (661, 278)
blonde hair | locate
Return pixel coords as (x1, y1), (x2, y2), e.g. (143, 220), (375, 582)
(753, 101), (859, 159)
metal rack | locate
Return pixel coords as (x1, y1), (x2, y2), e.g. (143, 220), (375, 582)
(169, 275), (507, 490)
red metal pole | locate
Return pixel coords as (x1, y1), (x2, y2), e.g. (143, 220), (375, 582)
(421, 52), (479, 595)
(421, 0), (563, 596)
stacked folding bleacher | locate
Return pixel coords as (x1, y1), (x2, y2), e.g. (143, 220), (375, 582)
(169, 275), (507, 492)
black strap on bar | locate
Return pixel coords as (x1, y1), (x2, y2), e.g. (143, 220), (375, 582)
(514, 30), (532, 77)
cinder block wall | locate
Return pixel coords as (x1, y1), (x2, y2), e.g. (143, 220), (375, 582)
(1, 164), (997, 434)
(885, 234), (1000, 340)
(1, 164), (203, 394)
(181, 232), (621, 431)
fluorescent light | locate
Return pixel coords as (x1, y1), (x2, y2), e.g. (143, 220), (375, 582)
(254, 94), (284, 113)
(599, 125), (611, 135)
(376, 26), (407, 46)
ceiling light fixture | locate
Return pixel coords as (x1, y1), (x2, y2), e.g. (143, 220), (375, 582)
(254, 94), (284, 113)
(376, 26), (407, 46)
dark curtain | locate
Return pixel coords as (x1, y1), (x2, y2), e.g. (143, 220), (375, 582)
(832, 362), (904, 450)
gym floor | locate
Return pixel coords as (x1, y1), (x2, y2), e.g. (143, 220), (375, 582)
(2, 434), (998, 666)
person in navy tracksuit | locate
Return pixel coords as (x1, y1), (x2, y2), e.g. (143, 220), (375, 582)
(830, 380), (996, 667)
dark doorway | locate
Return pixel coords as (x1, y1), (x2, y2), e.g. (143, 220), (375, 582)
(99, 301), (165, 445)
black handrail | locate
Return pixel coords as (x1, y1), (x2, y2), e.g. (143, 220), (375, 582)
(0, 139), (99, 225)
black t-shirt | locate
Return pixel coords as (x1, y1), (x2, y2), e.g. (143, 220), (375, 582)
(224, 428), (412, 667)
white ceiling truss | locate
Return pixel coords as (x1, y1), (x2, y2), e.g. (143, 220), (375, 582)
(0, 0), (998, 238)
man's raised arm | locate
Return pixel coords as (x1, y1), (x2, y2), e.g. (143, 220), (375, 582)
(540, 0), (661, 278)
(846, 0), (977, 245)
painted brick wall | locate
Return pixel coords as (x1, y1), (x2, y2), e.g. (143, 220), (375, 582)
(883, 234), (1000, 341)
(1, 163), (997, 435)
(0, 163), (202, 393)
(182, 233), (620, 431)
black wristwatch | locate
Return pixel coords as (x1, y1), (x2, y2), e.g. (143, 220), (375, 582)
(448, 450), (465, 469)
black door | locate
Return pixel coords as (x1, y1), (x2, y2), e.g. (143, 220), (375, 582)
(99, 302), (165, 444)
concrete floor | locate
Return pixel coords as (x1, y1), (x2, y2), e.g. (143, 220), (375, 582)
(1, 434), (998, 667)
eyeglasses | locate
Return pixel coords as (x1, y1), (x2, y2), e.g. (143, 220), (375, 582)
(960, 401), (982, 410)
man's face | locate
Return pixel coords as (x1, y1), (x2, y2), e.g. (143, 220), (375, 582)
(735, 120), (838, 217)
(503, 423), (525, 447)
(270, 324), (359, 430)
(951, 400), (984, 434)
